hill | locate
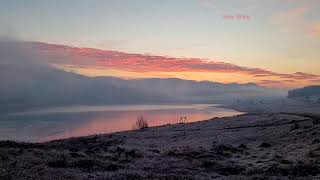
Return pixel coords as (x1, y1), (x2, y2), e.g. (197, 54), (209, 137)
(288, 85), (320, 99)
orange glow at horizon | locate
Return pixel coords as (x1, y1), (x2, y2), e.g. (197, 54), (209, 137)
(58, 65), (313, 89)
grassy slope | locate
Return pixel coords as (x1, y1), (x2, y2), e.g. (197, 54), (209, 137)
(1, 112), (320, 179)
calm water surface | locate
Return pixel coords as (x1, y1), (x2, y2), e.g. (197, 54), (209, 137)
(0, 104), (244, 142)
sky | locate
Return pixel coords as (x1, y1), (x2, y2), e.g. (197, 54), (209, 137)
(1, 0), (320, 88)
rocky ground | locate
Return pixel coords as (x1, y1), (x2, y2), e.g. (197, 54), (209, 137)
(1, 103), (320, 179)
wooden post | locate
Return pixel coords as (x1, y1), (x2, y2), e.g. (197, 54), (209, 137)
(180, 116), (187, 123)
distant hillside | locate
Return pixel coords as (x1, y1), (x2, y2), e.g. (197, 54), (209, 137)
(100, 77), (286, 103)
(288, 85), (320, 98)
(0, 61), (286, 113)
(0, 41), (287, 114)
(0, 64), (168, 114)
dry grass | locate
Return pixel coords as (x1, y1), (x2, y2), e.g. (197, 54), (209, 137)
(133, 115), (148, 130)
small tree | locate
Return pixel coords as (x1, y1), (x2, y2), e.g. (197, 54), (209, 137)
(134, 115), (148, 130)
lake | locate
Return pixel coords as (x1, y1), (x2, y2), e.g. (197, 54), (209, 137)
(0, 104), (244, 142)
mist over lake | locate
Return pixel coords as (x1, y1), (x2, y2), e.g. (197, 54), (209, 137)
(1, 104), (243, 142)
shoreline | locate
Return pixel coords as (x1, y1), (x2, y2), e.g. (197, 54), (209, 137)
(1, 104), (244, 143)
(1, 103), (320, 179)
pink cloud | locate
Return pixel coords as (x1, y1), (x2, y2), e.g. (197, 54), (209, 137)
(271, 3), (320, 39)
(271, 7), (308, 32)
(29, 42), (320, 83)
(308, 23), (320, 38)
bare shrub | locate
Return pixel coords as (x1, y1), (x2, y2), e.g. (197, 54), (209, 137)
(133, 115), (148, 130)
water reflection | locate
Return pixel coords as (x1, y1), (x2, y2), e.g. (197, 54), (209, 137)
(1, 104), (244, 142)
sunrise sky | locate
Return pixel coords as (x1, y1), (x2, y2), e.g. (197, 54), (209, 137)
(1, 0), (320, 88)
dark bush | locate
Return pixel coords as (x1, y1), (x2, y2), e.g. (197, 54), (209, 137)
(133, 115), (149, 130)
(259, 142), (272, 148)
